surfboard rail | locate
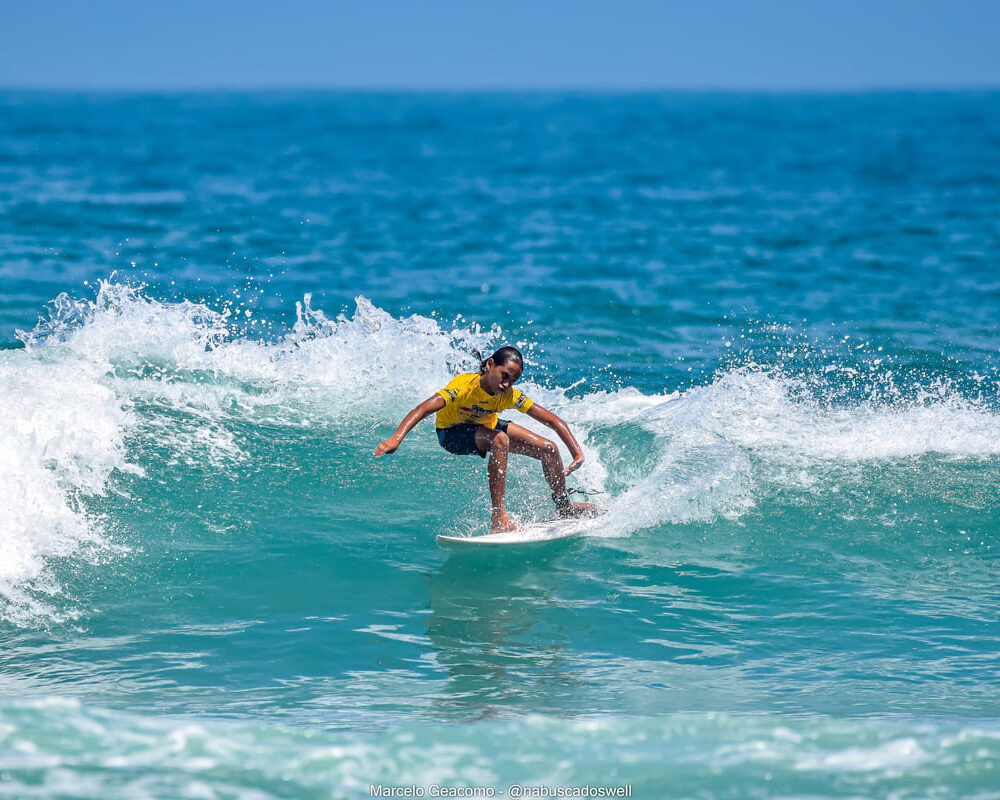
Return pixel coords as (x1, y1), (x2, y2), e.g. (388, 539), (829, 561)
(436, 510), (606, 547)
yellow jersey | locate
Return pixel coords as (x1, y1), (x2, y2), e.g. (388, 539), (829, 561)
(435, 372), (534, 430)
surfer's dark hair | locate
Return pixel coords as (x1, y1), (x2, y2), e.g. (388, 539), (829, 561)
(474, 346), (524, 374)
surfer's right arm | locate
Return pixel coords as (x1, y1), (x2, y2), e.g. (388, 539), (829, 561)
(373, 394), (446, 457)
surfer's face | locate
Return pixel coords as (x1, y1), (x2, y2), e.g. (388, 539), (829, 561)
(482, 359), (522, 395)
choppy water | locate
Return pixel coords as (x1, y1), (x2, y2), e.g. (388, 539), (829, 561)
(2, 90), (1000, 798)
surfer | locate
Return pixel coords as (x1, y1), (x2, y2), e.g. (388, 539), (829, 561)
(373, 346), (597, 533)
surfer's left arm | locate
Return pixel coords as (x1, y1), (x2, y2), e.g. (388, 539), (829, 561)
(525, 404), (585, 476)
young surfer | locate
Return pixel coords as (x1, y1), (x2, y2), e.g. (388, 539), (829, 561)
(373, 346), (597, 533)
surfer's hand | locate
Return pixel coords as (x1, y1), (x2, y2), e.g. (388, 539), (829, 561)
(563, 454), (584, 476)
(374, 437), (399, 457)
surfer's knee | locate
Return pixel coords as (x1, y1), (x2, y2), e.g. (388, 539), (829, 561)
(540, 438), (559, 460)
(491, 430), (510, 453)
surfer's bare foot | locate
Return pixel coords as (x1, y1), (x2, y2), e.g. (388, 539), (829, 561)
(490, 510), (518, 533)
(558, 501), (600, 519)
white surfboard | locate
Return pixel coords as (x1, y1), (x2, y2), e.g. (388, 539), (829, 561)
(436, 510), (606, 548)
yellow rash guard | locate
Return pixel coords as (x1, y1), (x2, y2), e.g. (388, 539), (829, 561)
(435, 372), (534, 429)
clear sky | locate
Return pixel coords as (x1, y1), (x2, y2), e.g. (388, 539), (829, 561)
(3, 0), (999, 90)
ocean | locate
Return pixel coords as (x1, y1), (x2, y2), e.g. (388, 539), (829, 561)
(1, 90), (999, 798)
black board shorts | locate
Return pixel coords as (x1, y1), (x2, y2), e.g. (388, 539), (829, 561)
(437, 419), (511, 458)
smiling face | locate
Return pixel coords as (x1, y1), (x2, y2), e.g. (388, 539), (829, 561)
(480, 358), (523, 395)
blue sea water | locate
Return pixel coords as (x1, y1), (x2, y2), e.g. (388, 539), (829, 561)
(1, 90), (1000, 798)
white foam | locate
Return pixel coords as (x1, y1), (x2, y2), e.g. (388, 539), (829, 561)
(664, 368), (1000, 462)
(795, 736), (929, 772)
(2, 701), (996, 797)
(0, 351), (134, 624)
(1, 285), (504, 624)
(21, 284), (499, 423)
(7, 282), (1000, 614)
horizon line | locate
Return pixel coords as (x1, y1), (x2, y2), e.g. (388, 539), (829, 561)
(3, 82), (1000, 95)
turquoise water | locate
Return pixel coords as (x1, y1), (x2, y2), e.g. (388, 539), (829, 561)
(2, 91), (1000, 798)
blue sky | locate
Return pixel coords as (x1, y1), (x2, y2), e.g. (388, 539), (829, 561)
(3, 0), (999, 90)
